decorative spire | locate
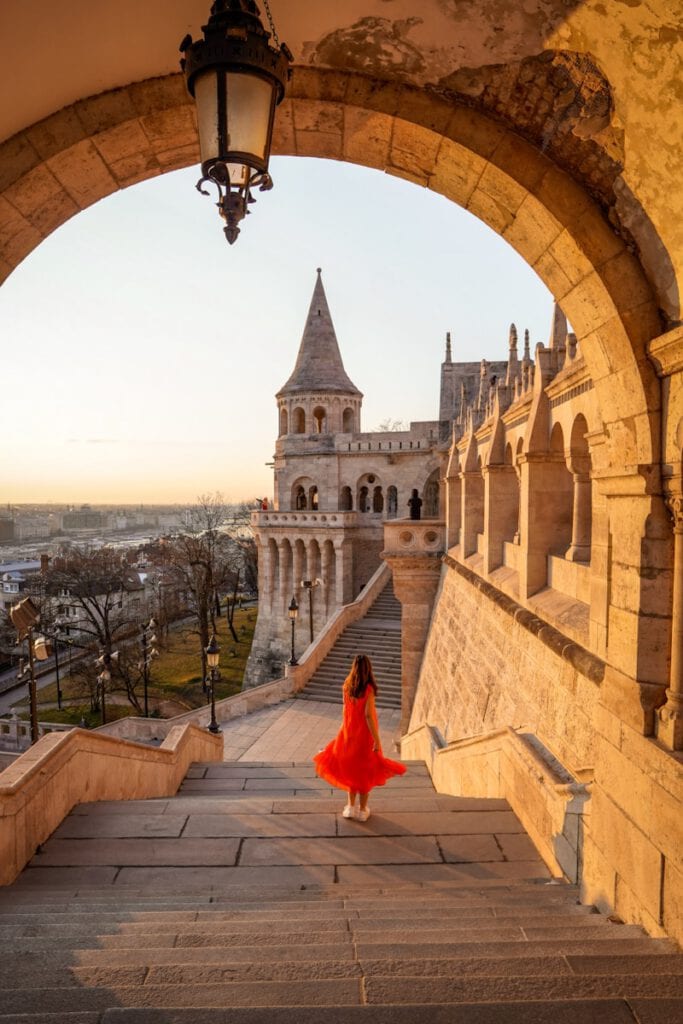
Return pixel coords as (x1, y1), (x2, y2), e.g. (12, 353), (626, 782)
(277, 270), (361, 397)
(506, 323), (519, 387)
(548, 302), (568, 350)
(523, 329), (531, 364)
(445, 331), (452, 363)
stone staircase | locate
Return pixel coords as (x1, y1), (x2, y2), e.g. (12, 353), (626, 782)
(0, 761), (681, 1021)
(297, 581), (402, 708)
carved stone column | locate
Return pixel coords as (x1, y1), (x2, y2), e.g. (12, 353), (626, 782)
(659, 494), (683, 750)
(567, 454), (592, 562)
(383, 520), (445, 734)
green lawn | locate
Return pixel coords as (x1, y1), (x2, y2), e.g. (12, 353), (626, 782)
(12, 607), (258, 727)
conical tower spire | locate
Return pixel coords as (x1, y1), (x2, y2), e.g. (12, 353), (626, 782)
(278, 269), (361, 397)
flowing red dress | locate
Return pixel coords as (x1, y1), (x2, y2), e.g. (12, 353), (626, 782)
(313, 688), (407, 792)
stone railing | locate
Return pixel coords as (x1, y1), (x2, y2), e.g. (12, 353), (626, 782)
(401, 723), (591, 884)
(251, 510), (357, 528)
(285, 562), (392, 691)
(382, 518), (446, 557)
(96, 675), (296, 743)
(0, 714), (74, 754)
(0, 723), (222, 886)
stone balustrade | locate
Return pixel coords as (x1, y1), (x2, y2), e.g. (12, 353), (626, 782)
(382, 519), (446, 557)
(401, 722), (591, 885)
(0, 723), (222, 886)
(0, 714), (74, 754)
(251, 510), (357, 528)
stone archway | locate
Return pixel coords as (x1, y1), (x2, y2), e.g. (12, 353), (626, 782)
(0, 68), (662, 473)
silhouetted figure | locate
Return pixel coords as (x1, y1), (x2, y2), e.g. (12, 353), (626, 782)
(408, 488), (422, 520)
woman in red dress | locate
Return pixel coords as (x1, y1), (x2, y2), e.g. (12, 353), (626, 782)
(313, 654), (406, 821)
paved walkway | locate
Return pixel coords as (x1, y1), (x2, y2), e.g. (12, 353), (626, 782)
(221, 699), (403, 763)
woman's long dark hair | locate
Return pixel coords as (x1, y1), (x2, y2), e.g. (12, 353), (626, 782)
(343, 654), (378, 699)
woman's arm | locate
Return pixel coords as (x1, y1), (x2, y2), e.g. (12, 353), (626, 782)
(365, 690), (382, 752)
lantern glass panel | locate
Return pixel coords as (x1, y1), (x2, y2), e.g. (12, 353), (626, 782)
(225, 72), (274, 164)
(195, 71), (220, 165)
(227, 162), (250, 188)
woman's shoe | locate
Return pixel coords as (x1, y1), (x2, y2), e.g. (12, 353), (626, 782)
(356, 807), (370, 822)
(342, 804), (356, 818)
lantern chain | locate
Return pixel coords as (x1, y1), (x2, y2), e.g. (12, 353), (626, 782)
(262, 0), (280, 49)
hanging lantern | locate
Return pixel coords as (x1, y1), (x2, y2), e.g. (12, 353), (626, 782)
(180, 0), (292, 244)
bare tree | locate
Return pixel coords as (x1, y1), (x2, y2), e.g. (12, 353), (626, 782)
(33, 545), (148, 715)
(162, 494), (241, 684)
(376, 418), (408, 432)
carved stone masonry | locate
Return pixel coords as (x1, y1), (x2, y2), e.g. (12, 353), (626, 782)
(658, 493), (683, 750)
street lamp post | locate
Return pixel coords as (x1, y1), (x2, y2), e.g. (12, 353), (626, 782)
(140, 618), (158, 718)
(95, 650), (118, 727)
(205, 634), (221, 734)
(301, 578), (322, 645)
(288, 596), (298, 665)
(9, 597), (40, 744)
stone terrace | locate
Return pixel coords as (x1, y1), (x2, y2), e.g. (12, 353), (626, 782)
(0, 721), (681, 1021)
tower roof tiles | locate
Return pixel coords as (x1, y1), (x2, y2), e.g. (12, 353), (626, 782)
(277, 269), (362, 398)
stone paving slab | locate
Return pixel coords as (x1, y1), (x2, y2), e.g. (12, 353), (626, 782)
(114, 865), (336, 888)
(356, 939), (676, 960)
(158, 798), (277, 815)
(75, 944), (359, 964)
(182, 813), (338, 838)
(363, 973), (683, 1004)
(337, 862), (551, 886)
(271, 797), (448, 814)
(628, 998), (683, 1022)
(71, 801), (172, 816)
(0, 1016), (100, 1024)
(54, 816), (189, 839)
(337, 811), (524, 836)
(30, 839), (241, 868)
(239, 835), (442, 866)
(437, 834), (504, 862)
(97, 1004), (641, 1024)
(0, 979), (363, 1013)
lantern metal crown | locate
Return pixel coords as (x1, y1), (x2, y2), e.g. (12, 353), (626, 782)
(180, 0), (292, 244)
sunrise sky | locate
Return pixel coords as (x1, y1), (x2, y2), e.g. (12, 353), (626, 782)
(0, 157), (554, 505)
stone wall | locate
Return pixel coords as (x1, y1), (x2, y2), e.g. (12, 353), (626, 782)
(411, 555), (683, 944)
(411, 557), (603, 775)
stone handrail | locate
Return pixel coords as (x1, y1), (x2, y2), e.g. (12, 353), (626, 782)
(285, 561), (392, 691)
(401, 722), (591, 884)
(97, 675), (296, 742)
(0, 723), (222, 886)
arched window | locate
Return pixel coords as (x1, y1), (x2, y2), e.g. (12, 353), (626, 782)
(342, 407), (354, 432)
(340, 486), (353, 511)
(312, 406), (327, 434)
(567, 414), (592, 562)
(294, 485), (306, 510)
(423, 470), (440, 517)
(292, 407), (305, 434)
(279, 407), (288, 436)
(387, 486), (398, 518)
(309, 485), (319, 511)
(549, 422), (574, 555)
(373, 486), (384, 513)
(359, 486), (369, 513)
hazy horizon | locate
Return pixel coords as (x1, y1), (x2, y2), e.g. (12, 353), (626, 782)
(0, 157), (554, 504)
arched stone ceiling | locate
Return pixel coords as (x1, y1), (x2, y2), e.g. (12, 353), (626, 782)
(1, 0), (681, 322)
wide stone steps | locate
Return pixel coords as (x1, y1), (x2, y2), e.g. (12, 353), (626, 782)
(0, 762), (680, 1022)
(298, 581), (402, 708)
